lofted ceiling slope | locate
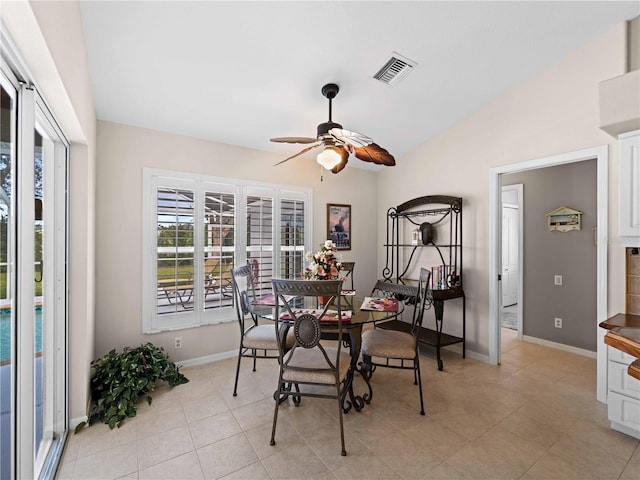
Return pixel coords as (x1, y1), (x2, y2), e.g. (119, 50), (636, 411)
(80, 1), (640, 170)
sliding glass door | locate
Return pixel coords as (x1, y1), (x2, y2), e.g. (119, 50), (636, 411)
(0, 64), (68, 479)
(0, 67), (17, 480)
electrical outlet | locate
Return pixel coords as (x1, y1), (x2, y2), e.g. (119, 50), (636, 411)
(554, 317), (562, 328)
(554, 275), (563, 285)
(174, 337), (182, 349)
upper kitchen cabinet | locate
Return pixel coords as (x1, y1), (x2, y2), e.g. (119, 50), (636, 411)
(619, 130), (640, 237)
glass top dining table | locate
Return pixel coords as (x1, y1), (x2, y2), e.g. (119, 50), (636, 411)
(251, 290), (411, 412)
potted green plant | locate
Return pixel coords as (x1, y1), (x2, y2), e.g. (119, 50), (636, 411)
(76, 342), (189, 431)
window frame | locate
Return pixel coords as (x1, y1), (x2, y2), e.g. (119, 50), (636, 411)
(142, 168), (312, 333)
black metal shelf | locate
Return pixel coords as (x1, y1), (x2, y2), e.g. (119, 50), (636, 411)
(384, 244), (462, 248)
(431, 286), (464, 301)
(379, 320), (463, 349)
(382, 195), (465, 371)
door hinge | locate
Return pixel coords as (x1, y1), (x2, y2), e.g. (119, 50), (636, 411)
(498, 274), (502, 281)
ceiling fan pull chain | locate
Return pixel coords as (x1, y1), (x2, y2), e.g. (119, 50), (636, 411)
(320, 165), (324, 182)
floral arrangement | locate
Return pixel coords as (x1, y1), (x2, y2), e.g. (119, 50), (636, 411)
(303, 240), (343, 280)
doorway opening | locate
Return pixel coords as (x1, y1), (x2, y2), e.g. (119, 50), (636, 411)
(489, 145), (608, 402)
(500, 184), (523, 338)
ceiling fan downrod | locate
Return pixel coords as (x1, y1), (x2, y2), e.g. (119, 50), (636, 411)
(321, 83), (339, 122)
(318, 83), (342, 137)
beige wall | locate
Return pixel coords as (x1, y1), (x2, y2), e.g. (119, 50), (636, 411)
(1, 1), (97, 424)
(3, 0), (634, 427)
(376, 23), (629, 359)
(94, 121), (379, 362)
(504, 161), (598, 351)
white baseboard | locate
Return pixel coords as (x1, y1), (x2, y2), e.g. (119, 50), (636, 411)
(418, 343), (490, 364)
(463, 349), (489, 364)
(69, 415), (88, 430)
(522, 335), (597, 359)
(177, 349), (237, 368)
(442, 344), (490, 364)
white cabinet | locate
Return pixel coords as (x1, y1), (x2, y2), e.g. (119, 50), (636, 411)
(619, 130), (640, 237)
(607, 346), (640, 439)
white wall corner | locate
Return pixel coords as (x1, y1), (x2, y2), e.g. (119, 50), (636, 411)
(599, 70), (640, 136)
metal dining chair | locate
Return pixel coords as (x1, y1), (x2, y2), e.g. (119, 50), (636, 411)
(341, 262), (355, 289)
(270, 279), (353, 456)
(340, 261), (355, 309)
(361, 268), (431, 415)
(231, 264), (292, 396)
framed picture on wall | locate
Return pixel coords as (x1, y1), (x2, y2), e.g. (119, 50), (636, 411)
(327, 203), (351, 250)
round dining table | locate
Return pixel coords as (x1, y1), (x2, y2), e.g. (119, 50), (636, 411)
(252, 288), (414, 413)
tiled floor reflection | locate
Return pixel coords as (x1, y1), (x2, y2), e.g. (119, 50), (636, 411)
(57, 329), (640, 479)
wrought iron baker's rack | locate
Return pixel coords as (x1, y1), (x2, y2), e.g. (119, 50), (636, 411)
(382, 195), (465, 370)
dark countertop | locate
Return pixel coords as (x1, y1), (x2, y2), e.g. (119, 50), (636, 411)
(600, 313), (640, 381)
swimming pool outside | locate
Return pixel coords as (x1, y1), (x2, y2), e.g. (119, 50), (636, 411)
(0, 306), (43, 364)
(1, 304), (44, 479)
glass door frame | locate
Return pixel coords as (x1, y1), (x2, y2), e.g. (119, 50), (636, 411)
(1, 51), (69, 479)
(32, 87), (69, 479)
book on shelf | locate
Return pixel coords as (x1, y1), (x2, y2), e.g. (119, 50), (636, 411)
(431, 265), (460, 290)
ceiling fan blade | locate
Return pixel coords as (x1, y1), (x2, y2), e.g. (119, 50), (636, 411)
(270, 136), (318, 144)
(273, 142), (321, 166)
(353, 143), (396, 166)
(329, 128), (373, 148)
(330, 147), (350, 174)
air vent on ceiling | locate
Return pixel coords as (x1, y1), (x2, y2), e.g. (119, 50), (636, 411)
(373, 52), (417, 86)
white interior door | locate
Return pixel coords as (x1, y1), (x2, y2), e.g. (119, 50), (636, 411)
(501, 204), (519, 307)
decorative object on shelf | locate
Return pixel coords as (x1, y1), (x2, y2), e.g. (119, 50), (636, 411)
(411, 228), (420, 245)
(546, 206), (582, 232)
(327, 203), (351, 250)
(304, 240), (343, 280)
(432, 264), (460, 290)
(420, 221), (434, 245)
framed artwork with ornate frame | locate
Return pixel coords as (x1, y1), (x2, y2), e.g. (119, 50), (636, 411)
(327, 203), (351, 250)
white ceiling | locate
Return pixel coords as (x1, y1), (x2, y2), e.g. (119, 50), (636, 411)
(80, 1), (639, 170)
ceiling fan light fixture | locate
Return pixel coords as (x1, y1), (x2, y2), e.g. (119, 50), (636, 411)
(317, 146), (343, 170)
(271, 81), (395, 170)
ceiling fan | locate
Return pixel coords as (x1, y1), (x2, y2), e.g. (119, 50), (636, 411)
(271, 83), (396, 174)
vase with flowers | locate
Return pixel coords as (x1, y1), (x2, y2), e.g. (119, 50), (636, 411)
(304, 240), (343, 305)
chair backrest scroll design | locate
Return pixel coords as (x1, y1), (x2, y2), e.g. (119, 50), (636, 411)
(272, 279), (344, 379)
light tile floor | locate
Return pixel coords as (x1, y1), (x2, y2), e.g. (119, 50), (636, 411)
(57, 329), (640, 479)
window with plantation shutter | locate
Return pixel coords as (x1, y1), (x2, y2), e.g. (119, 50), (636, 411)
(246, 194), (274, 296)
(156, 188), (196, 315)
(280, 198), (306, 279)
(143, 169), (311, 333)
(202, 190), (236, 311)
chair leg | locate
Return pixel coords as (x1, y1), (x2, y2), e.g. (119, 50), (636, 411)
(292, 383), (301, 406)
(270, 372), (284, 447)
(415, 355), (425, 416)
(338, 386), (347, 456)
(233, 346), (243, 396)
(252, 349), (257, 372)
